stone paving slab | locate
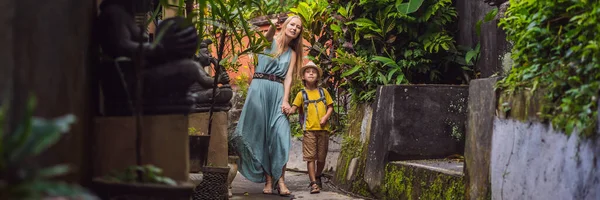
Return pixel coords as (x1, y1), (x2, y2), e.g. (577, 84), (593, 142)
(230, 171), (362, 200)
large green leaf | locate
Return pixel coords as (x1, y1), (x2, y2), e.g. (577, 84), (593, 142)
(38, 164), (70, 178)
(341, 65), (362, 77)
(330, 24), (342, 33)
(346, 18), (377, 27)
(372, 56), (400, 68)
(9, 114), (75, 163)
(338, 6), (348, 17)
(396, 0), (425, 15)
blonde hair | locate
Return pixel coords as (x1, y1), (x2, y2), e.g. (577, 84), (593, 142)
(273, 15), (304, 78)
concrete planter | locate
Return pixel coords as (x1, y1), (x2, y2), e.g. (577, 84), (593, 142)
(365, 84), (469, 189)
(92, 178), (195, 200)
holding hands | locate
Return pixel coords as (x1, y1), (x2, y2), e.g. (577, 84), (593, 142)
(281, 102), (292, 115)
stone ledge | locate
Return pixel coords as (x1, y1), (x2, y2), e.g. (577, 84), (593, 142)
(381, 159), (465, 200)
(391, 159), (464, 177)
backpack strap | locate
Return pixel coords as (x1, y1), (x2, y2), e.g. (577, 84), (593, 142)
(301, 89), (309, 130)
(300, 88), (328, 131)
(318, 88), (327, 105)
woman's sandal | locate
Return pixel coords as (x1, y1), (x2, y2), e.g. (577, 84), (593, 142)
(263, 183), (273, 194)
(309, 181), (321, 194)
(275, 183), (292, 197)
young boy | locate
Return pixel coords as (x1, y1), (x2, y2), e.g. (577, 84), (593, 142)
(290, 61), (334, 194)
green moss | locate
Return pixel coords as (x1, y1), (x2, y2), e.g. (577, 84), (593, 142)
(335, 105), (367, 183)
(351, 178), (371, 197)
(381, 163), (465, 200)
(382, 164), (412, 200)
(497, 89), (546, 122)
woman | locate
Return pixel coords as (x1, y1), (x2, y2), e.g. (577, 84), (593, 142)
(231, 15), (304, 196)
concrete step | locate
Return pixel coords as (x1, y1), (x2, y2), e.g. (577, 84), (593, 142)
(381, 159), (464, 200)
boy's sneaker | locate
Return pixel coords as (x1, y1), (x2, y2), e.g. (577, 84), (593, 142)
(316, 174), (323, 188)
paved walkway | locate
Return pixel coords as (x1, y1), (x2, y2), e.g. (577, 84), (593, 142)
(230, 171), (363, 200)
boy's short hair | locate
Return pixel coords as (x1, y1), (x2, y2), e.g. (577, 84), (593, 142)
(300, 61), (323, 86)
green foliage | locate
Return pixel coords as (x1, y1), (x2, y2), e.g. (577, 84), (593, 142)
(233, 72), (251, 102)
(253, 0), (300, 18)
(288, 79), (305, 139)
(293, 0), (467, 105)
(162, 0), (272, 72)
(188, 127), (201, 135)
(0, 98), (97, 200)
(103, 165), (177, 186)
(497, 0), (600, 137)
(396, 0), (425, 15)
(456, 8), (498, 77)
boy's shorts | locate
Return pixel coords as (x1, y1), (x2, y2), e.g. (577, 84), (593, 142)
(302, 130), (329, 162)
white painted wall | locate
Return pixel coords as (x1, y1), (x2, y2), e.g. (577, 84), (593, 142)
(491, 118), (600, 200)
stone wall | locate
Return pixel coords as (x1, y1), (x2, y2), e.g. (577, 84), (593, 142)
(467, 79), (600, 200)
(0, 0), (95, 184)
(364, 85), (469, 190)
(333, 104), (374, 198)
(456, 0), (511, 78)
(491, 119), (600, 199)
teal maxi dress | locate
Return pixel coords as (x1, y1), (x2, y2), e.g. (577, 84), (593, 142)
(232, 41), (292, 184)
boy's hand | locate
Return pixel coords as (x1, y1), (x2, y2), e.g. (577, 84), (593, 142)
(281, 102), (292, 114)
(320, 116), (328, 127)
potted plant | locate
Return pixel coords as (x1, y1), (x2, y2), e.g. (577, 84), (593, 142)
(0, 99), (98, 200)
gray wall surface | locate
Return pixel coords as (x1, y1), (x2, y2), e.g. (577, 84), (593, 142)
(492, 119), (600, 200)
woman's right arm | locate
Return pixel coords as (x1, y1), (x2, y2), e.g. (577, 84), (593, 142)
(266, 19), (278, 42)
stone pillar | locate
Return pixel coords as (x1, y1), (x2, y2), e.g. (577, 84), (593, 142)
(93, 115), (190, 181)
(464, 77), (499, 200)
(188, 112), (229, 167)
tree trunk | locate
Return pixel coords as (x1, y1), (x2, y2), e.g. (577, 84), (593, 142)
(185, 0), (194, 17)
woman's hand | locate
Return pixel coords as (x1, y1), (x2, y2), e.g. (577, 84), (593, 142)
(281, 102), (291, 114)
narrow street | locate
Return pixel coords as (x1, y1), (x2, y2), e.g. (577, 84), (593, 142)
(230, 171), (363, 200)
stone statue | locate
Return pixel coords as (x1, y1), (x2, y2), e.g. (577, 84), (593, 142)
(189, 39), (233, 112)
(96, 0), (232, 115)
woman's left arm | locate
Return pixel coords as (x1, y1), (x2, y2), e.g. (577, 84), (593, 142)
(281, 50), (297, 113)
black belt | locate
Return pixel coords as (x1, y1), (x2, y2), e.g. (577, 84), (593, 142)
(253, 73), (284, 83)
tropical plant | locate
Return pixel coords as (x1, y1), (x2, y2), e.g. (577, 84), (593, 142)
(249, 0), (300, 19)
(293, 0), (467, 105)
(497, 0), (600, 137)
(0, 98), (97, 200)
